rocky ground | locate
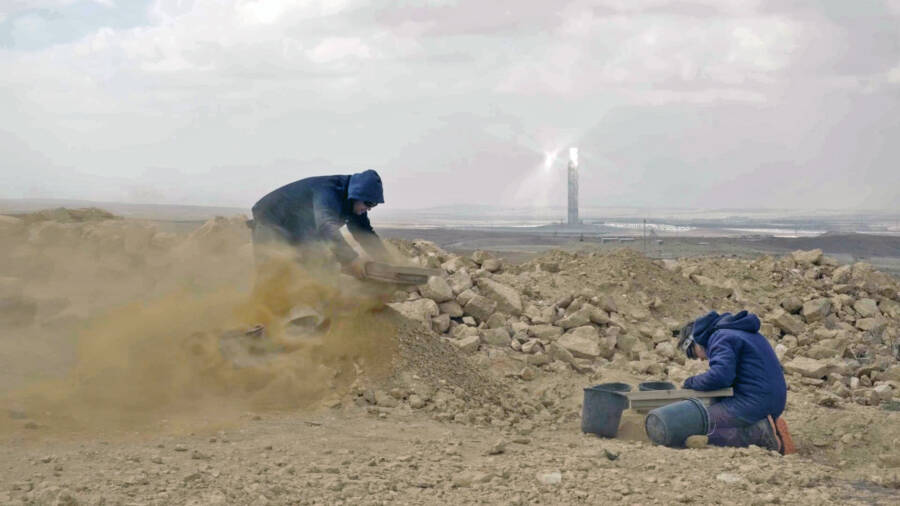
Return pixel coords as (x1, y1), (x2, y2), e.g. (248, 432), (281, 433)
(0, 210), (899, 505)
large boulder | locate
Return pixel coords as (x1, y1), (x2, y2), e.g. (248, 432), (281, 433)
(439, 301), (464, 318)
(832, 265), (852, 284)
(783, 357), (832, 379)
(388, 299), (440, 328)
(781, 296), (803, 314)
(441, 256), (468, 274)
(853, 298), (880, 318)
(447, 270), (474, 295)
(855, 318), (887, 334)
(771, 310), (805, 336)
(558, 326), (603, 359)
(792, 249), (823, 266)
(419, 276), (454, 303)
(880, 299), (900, 319)
(529, 324), (563, 340)
(801, 298), (832, 324)
(432, 314), (451, 333)
(555, 307), (592, 330)
(463, 295), (496, 323)
(481, 327), (511, 346)
(481, 258), (502, 272)
(476, 278), (522, 316)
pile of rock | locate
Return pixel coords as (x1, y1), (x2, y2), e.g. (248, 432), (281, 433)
(387, 242), (900, 406)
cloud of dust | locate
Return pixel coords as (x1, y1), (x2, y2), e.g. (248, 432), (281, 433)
(0, 214), (400, 435)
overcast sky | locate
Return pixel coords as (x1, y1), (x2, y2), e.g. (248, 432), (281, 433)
(0, 0), (898, 211)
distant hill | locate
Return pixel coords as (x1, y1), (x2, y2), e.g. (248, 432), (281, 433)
(0, 199), (248, 222)
(757, 232), (900, 258)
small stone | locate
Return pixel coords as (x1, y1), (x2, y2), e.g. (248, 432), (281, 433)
(486, 440), (506, 455)
(408, 394), (426, 409)
(685, 435), (708, 449)
(816, 392), (842, 407)
(174, 444), (188, 452)
(716, 472), (746, 484)
(454, 334), (481, 354)
(519, 367), (537, 381)
(191, 450), (211, 460)
(537, 471), (562, 485)
(873, 384), (893, 402)
(521, 338), (544, 354)
(603, 449), (620, 460)
(527, 353), (552, 366)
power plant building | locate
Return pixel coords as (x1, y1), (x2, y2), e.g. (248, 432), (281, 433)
(567, 147), (579, 225)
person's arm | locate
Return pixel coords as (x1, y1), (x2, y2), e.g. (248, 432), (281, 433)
(311, 192), (358, 264)
(347, 212), (389, 262)
(683, 334), (739, 391)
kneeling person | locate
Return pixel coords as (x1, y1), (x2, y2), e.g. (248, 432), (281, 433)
(678, 310), (793, 454)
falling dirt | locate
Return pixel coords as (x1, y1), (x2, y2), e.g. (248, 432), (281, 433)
(0, 215), (404, 435)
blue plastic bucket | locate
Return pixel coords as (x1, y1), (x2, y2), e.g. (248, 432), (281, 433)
(638, 381), (676, 391)
(644, 398), (709, 448)
(581, 383), (632, 437)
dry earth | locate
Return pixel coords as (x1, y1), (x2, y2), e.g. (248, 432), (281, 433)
(0, 209), (899, 505)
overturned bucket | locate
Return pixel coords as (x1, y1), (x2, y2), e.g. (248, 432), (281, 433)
(645, 398), (709, 448)
(582, 382), (632, 438)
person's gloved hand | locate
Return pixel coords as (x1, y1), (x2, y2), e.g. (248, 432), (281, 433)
(347, 255), (371, 280)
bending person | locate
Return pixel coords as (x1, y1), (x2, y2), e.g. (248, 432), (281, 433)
(678, 310), (794, 454)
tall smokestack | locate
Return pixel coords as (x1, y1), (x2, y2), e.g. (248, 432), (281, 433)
(567, 147), (579, 225)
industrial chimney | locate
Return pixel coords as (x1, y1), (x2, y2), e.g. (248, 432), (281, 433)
(567, 147), (579, 225)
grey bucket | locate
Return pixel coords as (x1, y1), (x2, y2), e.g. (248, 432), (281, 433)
(581, 383), (632, 438)
(645, 398), (709, 448)
(638, 381), (676, 391)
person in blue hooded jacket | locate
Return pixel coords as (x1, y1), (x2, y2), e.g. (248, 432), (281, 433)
(250, 170), (389, 279)
(677, 310), (791, 453)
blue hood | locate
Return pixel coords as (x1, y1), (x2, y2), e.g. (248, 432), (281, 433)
(348, 169), (384, 204)
(692, 310), (760, 348)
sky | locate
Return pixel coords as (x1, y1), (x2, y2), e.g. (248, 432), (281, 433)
(0, 0), (898, 211)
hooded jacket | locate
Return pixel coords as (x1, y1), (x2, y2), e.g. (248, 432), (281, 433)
(683, 311), (787, 423)
(251, 170), (386, 263)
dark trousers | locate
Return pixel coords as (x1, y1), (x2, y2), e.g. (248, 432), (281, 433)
(707, 403), (778, 451)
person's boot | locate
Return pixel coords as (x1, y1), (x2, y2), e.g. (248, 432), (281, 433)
(774, 417), (795, 455)
(744, 416), (782, 453)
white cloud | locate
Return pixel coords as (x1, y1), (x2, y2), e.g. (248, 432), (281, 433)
(1, 0), (898, 209)
(307, 36), (372, 64)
